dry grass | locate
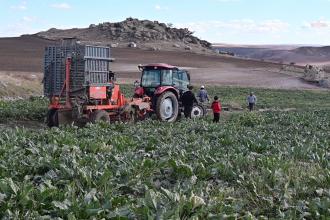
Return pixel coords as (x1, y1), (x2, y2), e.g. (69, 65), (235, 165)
(0, 71), (42, 98)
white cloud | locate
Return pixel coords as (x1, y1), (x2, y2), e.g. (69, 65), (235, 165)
(0, 19), (38, 37)
(155, 5), (169, 11)
(51, 3), (71, 10)
(0, 16), (43, 37)
(10, 1), (27, 11)
(303, 19), (330, 29)
(258, 20), (290, 32)
(215, 0), (239, 2)
(22, 16), (35, 22)
(176, 19), (289, 34)
(175, 19), (291, 43)
(155, 5), (161, 10)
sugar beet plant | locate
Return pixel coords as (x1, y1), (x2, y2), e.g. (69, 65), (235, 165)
(0, 97), (48, 122)
(1, 86), (330, 123)
(0, 109), (329, 219)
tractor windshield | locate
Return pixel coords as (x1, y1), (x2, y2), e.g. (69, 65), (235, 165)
(141, 69), (161, 87)
(141, 68), (189, 90)
(141, 69), (174, 87)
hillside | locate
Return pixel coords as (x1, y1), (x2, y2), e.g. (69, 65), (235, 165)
(0, 35), (325, 91)
(293, 46), (330, 57)
(0, 36), (53, 72)
(214, 45), (330, 65)
(33, 18), (211, 53)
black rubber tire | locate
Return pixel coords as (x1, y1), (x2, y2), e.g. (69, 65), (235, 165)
(90, 110), (110, 123)
(46, 109), (59, 127)
(156, 91), (179, 122)
(191, 104), (206, 118)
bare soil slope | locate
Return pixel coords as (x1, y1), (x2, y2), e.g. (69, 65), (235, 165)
(0, 36), (53, 72)
(0, 36), (323, 91)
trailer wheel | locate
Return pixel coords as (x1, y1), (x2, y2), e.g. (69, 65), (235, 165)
(46, 109), (59, 127)
(156, 91), (179, 122)
(91, 110), (110, 123)
(191, 104), (206, 118)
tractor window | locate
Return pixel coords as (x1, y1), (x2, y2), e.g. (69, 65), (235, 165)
(161, 70), (173, 86)
(173, 70), (189, 91)
(141, 70), (161, 87)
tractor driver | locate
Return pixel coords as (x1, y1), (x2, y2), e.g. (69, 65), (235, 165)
(181, 85), (198, 118)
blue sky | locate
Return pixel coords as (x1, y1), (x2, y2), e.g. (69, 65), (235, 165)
(1, 0), (330, 45)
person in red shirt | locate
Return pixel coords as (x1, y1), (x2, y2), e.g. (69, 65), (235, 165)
(211, 96), (222, 123)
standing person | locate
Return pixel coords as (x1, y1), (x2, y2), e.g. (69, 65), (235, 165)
(247, 92), (257, 111)
(197, 85), (210, 103)
(211, 96), (222, 123)
(134, 80), (140, 88)
(181, 85), (198, 118)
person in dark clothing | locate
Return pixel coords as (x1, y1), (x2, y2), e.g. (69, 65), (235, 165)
(181, 85), (198, 118)
(211, 96), (222, 123)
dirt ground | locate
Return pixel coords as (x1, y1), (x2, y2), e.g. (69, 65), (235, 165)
(111, 48), (321, 89)
(0, 36), (324, 90)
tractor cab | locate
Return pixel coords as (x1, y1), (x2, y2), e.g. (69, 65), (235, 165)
(137, 63), (190, 97)
(134, 63), (201, 122)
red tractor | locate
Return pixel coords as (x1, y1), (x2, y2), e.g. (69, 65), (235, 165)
(134, 63), (206, 122)
(44, 40), (205, 126)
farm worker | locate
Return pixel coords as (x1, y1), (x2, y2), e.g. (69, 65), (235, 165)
(181, 85), (198, 118)
(211, 96), (222, 123)
(247, 92), (257, 111)
(197, 85), (210, 103)
(134, 80), (140, 88)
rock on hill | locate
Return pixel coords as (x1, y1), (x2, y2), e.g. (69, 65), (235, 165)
(34, 18), (211, 52)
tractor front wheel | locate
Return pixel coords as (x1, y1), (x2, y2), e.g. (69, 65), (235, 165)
(91, 110), (110, 123)
(191, 104), (206, 118)
(156, 91), (179, 122)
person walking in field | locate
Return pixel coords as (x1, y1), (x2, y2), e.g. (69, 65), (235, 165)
(247, 92), (257, 111)
(181, 85), (198, 118)
(197, 85), (210, 103)
(211, 96), (222, 123)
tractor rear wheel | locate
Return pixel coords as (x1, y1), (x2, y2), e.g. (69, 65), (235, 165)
(156, 91), (179, 122)
(91, 110), (110, 123)
(191, 104), (206, 118)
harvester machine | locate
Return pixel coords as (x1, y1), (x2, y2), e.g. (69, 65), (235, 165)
(44, 38), (150, 127)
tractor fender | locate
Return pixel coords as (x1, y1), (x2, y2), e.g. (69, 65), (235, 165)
(134, 87), (144, 97)
(154, 86), (179, 97)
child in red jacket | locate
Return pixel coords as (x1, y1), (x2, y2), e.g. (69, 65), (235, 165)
(211, 96), (222, 123)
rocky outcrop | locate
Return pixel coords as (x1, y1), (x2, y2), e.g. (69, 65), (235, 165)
(303, 65), (325, 82)
(34, 18), (211, 51)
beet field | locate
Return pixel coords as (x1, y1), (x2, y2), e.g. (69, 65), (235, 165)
(0, 87), (329, 219)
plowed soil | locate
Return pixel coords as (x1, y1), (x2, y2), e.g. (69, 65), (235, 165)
(0, 36), (323, 90)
